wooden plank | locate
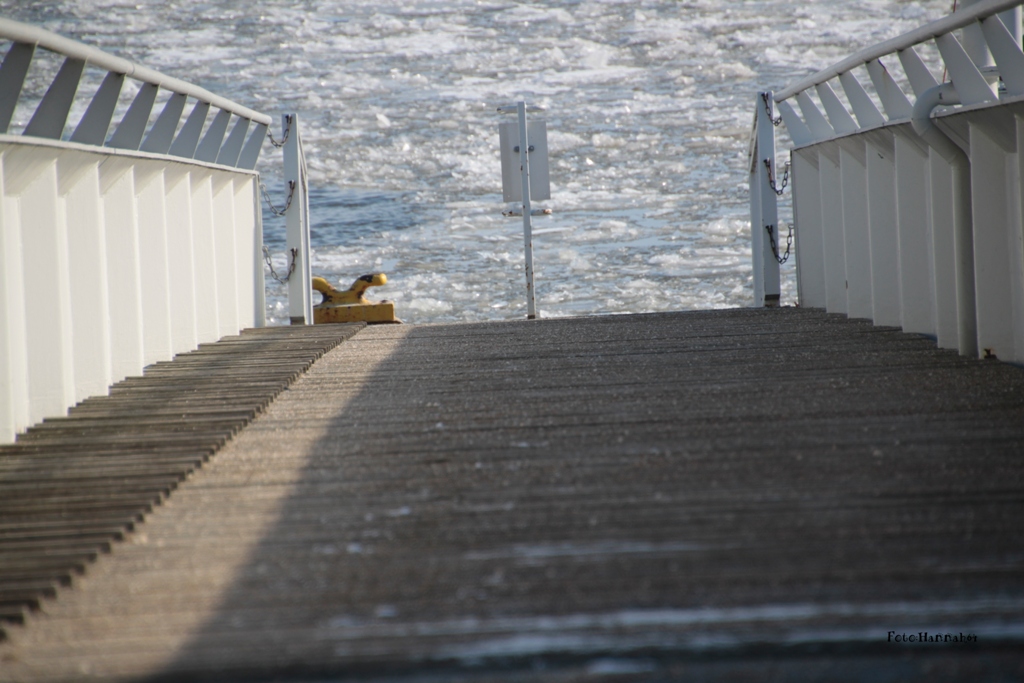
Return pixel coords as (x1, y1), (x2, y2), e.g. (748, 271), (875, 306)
(0, 323), (364, 641)
(3, 311), (1024, 681)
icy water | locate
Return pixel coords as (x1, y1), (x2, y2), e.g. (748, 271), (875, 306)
(2, 0), (950, 324)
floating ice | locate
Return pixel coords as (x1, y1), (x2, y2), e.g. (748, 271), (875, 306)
(2, 0), (951, 324)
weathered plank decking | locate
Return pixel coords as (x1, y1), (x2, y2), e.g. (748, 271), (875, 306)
(1, 308), (1024, 682)
(0, 325), (364, 638)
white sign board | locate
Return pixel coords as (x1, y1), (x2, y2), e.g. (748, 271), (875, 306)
(498, 120), (550, 202)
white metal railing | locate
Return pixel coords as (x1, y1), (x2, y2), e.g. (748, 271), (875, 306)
(751, 0), (1024, 364)
(0, 18), (282, 443)
(0, 17), (270, 165)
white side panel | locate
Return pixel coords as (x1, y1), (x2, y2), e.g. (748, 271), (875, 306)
(59, 152), (112, 400)
(894, 132), (935, 336)
(792, 149), (826, 308)
(164, 167), (198, 354)
(0, 141), (263, 444)
(929, 154), (959, 350)
(135, 163), (173, 365)
(212, 175), (239, 337)
(0, 151), (31, 440)
(100, 157), (145, 382)
(190, 171), (220, 344)
(839, 140), (872, 319)
(1015, 115), (1024, 363)
(969, 123), (1016, 360)
(15, 150), (76, 423)
(865, 134), (901, 327)
(818, 145), (847, 314)
(233, 176), (258, 330)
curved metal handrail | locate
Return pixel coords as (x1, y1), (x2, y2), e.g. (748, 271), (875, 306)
(774, 0), (1020, 102)
(0, 17), (271, 169)
(0, 18), (271, 125)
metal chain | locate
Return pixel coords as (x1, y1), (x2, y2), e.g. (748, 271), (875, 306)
(765, 223), (793, 265)
(263, 246), (298, 284)
(763, 158), (791, 196)
(761, 92), (783, 127)
(260, 180), (296, 217)
(267, 114), (292, 148)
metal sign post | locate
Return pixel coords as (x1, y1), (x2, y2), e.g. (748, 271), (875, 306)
(498, 101), (549, 320)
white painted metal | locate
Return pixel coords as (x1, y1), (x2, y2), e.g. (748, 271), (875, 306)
(108, 82), (159, 150)
(213, 175), (240, 337)
(498, 119), (550, 203)
(749, 93), (781, 307)
(864, 131), (901, 327)
(238, 122), (269, 172)
(135, 164), (173, 365)
(753, 0), (1024, 362)
(839, 71), (886, 130)
(898, 48), (940, 98)
(283, 114), (313, 325)
(980, 15), (1024, 96)
(838, 139), (872, 319)
(518, 101), (538, 319)
(816, 83), (859, 136)
(0, 20), (270, 444)
(928, 154), (961, 350)
(23, 56), (84, 139)
(217, 117), (251, 167)
(776, 102), (813, 147)
(163, 166), (198, 355)
(795, 92), (835, 143)
(934, 34), (998, 105)
(0, 18), (271, 128)
(70, 71), (124, 145)
(190, 170), (220, 343)
(194, 109), (231, 163)
(1015, 114), (1024, 363)
(791, 149), (825, 307)
(865, 60), (912, 121)
(818, 145), (847, 314)
(0, 43), (35, 133)
(100, 157), (146, 380)
(237, 176), (265, 329)
(59, 152), (111, 401)
(773, 0), (1022, 102)
(141, 92), (187, 154)
(893, 130), (935, 336)
(169, 101), (211, 159)
(11, 149), (76, 425)
(969, 120), (1017, 359)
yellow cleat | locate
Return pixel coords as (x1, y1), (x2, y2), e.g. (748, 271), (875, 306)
(311, 274), (402, 325)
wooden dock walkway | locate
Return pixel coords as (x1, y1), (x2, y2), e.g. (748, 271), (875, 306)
(1, 308), (1024, 682)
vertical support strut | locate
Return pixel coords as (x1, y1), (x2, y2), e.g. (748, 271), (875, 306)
(517, 101), (537, 320)
(751, 92), (781, 307)
(283, 113), (312, 325)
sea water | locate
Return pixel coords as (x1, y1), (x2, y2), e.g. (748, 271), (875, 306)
(1, 0), (951, 324)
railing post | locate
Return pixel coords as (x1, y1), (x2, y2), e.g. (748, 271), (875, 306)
(751, 92), (781, 307)
(282, 113), (312, 325)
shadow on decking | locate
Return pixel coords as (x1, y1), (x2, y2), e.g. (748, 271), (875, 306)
(150, 309), (1024, 682)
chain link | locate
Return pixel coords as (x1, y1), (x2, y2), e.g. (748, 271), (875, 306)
(267, 114), (292, 148)
(260, 180), (296, 217)
(761, 92), (783, 127)
(262, 115), (300, 285)
(263, 246), (298, 284)
(763, 158), (790, 196)
(765, 223), (793, 265)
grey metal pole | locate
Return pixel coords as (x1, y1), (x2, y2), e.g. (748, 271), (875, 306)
(754, 92), (781, 307)
(517, 101), (537, 319)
